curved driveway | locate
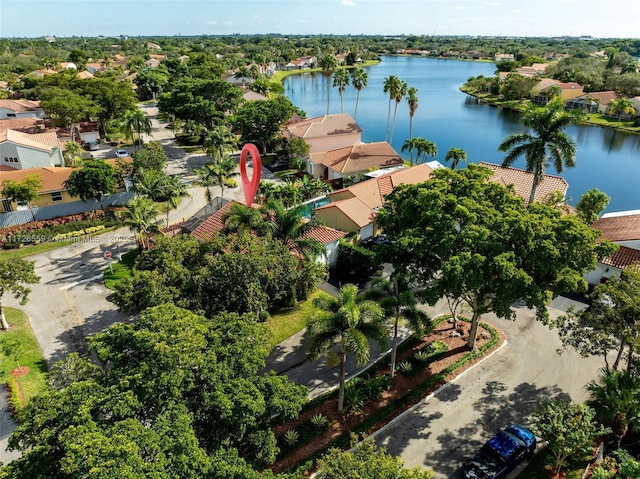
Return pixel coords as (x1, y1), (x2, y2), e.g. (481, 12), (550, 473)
(374, 296), (608, 478)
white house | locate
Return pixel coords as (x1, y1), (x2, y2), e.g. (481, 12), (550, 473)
(0, 129), (64, 169)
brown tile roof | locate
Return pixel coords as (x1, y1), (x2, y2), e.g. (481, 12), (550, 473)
(327, 163), (434, 209)
(321, 142), (403, 174)
(190, 201), (234, 241)
(285, 113), (362, 140)
(578, 91), (621, 105)
(0, 99), (42, 113)
(592, 211), (640, 242)
(315, 197), (375, 228)
(0, 167), (72, 193)
(0, 118), (39, 133)
(0, 129), (59, 151)
(601, 245), (640, 270)
(303, 225), (347, 245)
(77, 71), (94, 79)
(480, 162), (569, 205)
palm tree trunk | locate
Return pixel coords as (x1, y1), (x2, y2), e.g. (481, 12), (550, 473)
(390, 103), (400, 144)
(326, 77), (331, 115)
(528, 178), (539, 206)
(338, 351), (346, 412)
(409, 117), (414, 165)
(354, 91), (360, 120)
(390, 317), (399, 379)
(340, 92), (344, 114)
(613, 339), (626, 370)
(0, 304), (9, 330)
(385, 100), (392, 142)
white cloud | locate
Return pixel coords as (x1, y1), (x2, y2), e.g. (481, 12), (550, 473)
(206, 20), (217, 25)
(455, 5), (466, 10)
(341, 0), (356, 6)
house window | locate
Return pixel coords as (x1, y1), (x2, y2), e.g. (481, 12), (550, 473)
(3, 157), (7, 162)
(51, 191), (63, 202)
(1, 199), (12, 212)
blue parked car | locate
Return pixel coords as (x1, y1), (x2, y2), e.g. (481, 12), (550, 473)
(463, 425), (536, 479)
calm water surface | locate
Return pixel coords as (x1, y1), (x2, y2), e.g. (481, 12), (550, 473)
(284, 56), (640, 212)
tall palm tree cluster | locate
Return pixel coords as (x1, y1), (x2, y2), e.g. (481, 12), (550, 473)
(196, 125), (239, 203)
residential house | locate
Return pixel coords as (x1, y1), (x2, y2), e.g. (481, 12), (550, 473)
(587, 210), (640, 284)
(0, 129), (64, 169)
(146, 42), (161, 50)
(495, 53), (515, 62)
(284, 56), (316, 70)
(26, 69), (58, 78)
(85, 62), (104, 74)
(59, 62), (77, 70)
(514, 63), (549, 77)
(314, 163), (434, 239)
(187, 199), (346, 267)
(144, 58), (161, 69)
(309, 141), (403, 181)
(630, 96), (640, 116)
(480, 162), (569, 206)
(242, 90), (268, 102)
(565, 91), (622, 114)
(531, 80), (584, 104)
(284, 113), (362, 154)
(0, 158), (129, 213)
(0, 100), (45, 120)
(77, 71), (95, 80)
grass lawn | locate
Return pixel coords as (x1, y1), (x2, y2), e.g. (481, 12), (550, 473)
(0, 226), (120, 261)
(103, 249), (138, 290)
(265, 290), (332, 350)
(0, 307), (48, 404)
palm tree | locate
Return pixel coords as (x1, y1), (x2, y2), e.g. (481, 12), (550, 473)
(401, 138), (420, 167)
(306, 284), (387, 412)
(586, 367), (640, 447)
(498, 97), (582, 205)
(120, 195), (162, 250)
(121, 108), (152, 149)
(406, 87), (419, 162)
(160, 175), (190, 227)
(196, 156), (237, 201)
(364, 275), (431, 379)
(608, 98), (636, 122)
(203, 126), (237, 163)
(383, 75), (401, 142)
(63, 141), (83, 167)
(319, 54), (338, 115)
(350, 67), (368, 121)
(332, 69), (350, 114)
(234, 66), (251, 87)
(389, 80), (407, 145)
(444, 147), (468, 169)
(405, 137), (437, 165)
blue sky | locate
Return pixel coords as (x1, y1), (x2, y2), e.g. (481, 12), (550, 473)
(1, 0), (639, 39)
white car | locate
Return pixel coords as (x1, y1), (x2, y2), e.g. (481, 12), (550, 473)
(115, 149), (129, 158)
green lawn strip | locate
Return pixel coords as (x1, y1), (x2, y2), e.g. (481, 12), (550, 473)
(518, 448), (589, 479)
(278, 321), (501, 473)
(266, 290), (332, 350)
(103, 249), (139, 290)
(0, 307), (48, 407)
(0, 226), (121, 261)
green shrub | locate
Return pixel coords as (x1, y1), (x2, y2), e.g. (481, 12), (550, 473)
(310, 413), (328, 430)
(334, 239), (378, 280)
(589, 465), (613, 479)
(397, 361), (413, 374)
(362, 375), (391, 400)
(344, 382), (366, 415)
(6, 377), (23, 415)
(224, 178), (238, 188)
(283, 429), (300, 446)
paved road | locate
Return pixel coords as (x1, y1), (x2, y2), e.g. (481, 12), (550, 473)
(372, 296), (608, 479)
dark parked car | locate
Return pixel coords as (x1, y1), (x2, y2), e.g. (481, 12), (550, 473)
(268, 160), (290, 172)
(463, 425), (536, 479)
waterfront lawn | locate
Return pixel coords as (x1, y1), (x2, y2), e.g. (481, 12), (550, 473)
(0, 307), (48, 404)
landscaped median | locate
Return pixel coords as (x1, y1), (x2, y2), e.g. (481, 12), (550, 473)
(0, 307), (48, 416)
(268, 318), (505, 474)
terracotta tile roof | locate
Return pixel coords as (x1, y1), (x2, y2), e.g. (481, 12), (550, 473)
(327, 163), (434, 209)
(0, 99), (42, 113)
(285, 113), (362, 140)
(242, 90), (268, 101)
(77, 71), (94, 79)
(321, 142), (403, 174)
(578, 91), (621, 105)
(303, 225), (347, 245)
(0, 129), (59, 151)
(0, 118), (39, 133)
(0, 165), (18, 172)
(592, 211), (640, 242)
(0, 167), (72, 193)
(480, 162), (569, 205)
(315, 197), (375, 228)
(190, 201), (234, 241)
(601, 246), (640, 270)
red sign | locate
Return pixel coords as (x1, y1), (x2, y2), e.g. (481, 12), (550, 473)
(103, 250), (112, 260)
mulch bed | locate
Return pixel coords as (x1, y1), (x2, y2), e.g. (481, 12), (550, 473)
(10, 366), (30, 378)
(269, 320), (506, 473)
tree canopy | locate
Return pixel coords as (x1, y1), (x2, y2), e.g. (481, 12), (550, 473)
(376, 164), (616, 349)
(64, 160), (118, 209)
(232, 97), (298, 154)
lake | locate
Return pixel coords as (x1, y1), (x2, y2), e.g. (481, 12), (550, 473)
(283, 55), (640, 213)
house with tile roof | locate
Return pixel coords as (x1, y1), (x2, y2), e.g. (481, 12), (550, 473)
(0, 100), (45, 120)
(314, 163), (434, 239)
(480, 162), (569, 206)
(284, 113), (362, 154)
(0, 129), (64, 169)
(309, 141), (403, 181)
(531, 80), (584, 104)
(565, 91), (622, 114)
(586, 210), (640, 284)
(187, 199), (346, 267)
